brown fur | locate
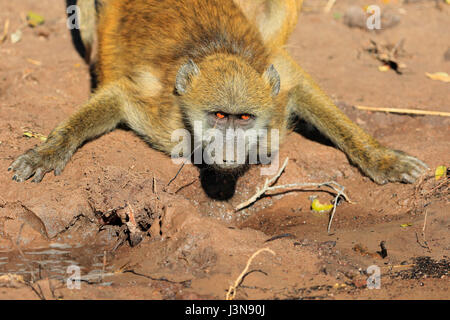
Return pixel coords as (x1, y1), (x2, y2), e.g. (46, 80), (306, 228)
(9, 0), (427, 186)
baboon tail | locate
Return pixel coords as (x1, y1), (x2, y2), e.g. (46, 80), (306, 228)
(259, 0), (303, 47)
(66, 0), (98, 64)
(236, 0), (303, 48)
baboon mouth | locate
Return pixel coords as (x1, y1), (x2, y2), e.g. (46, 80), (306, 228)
(212, 161), (246, 171)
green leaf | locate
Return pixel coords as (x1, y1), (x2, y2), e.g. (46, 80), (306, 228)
(26, 11), (45, 28)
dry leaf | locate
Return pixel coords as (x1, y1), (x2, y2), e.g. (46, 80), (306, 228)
(378, 65), (391, 72)
(366, 39), (407, 74)
(23, 131), (47, 142)
(26, 58), (42, 66)
(425, 72), (450, 83)
(11, 29), (22, 44)
(400, 223), (412, 228)
(0, 274), (25, 288)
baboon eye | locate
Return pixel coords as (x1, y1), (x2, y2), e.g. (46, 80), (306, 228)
(240, 114), (251, 120)
(215, 112), (226, 119)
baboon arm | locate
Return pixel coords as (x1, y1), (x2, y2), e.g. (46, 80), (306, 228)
(9, 82), (126, 182)
(274, 50), (428, 184)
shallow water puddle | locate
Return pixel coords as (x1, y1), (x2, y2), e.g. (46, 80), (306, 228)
(0, 243), (113, 282)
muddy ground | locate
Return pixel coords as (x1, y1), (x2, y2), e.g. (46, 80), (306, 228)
(0, 0), (448, 300)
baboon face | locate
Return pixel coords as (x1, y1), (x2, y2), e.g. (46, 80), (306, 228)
(175, 55), (281, 171)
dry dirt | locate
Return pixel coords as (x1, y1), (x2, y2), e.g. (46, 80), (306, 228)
(0, 0), (448, 300)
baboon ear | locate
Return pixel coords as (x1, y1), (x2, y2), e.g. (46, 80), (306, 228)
(175, 59), (200, 95)
(263, 64), (280, 96)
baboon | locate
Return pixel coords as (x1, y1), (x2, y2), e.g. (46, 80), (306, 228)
(9, 0), (427, 191)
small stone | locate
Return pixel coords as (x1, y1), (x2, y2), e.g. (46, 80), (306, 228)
(381, 10), (401, 29)
(343, 6), (366, 29)
(444, 47), (450, 61)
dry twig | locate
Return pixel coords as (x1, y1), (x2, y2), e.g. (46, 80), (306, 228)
(422, 210), (428, 233)
(101, 250), (107, 282)
(235, 157), (351, 233)
(419, 210), (431, 252)
(235, 157), (289, 211)
(226, 248), (275, 300)
(0, 19), (9, 43)
(355, 105), (450, 117)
